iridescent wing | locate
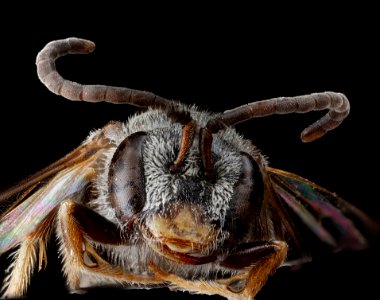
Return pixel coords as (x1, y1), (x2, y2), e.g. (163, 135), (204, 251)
(266, 167), (378, 257)
(0, 131), (110, 254)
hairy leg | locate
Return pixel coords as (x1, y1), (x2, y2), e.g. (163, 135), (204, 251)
(56, 200), (164, 292)
(2, 210), (56, 298)
(149, 241), (288, 300)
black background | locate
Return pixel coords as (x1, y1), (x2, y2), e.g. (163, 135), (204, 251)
(0, 5), (379, 300)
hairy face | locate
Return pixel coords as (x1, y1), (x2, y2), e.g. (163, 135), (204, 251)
(141, 127), (243, 257)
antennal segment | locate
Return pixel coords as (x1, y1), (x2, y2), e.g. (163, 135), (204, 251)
(206, 92), (350, 142)
(36, 37), (172, 109)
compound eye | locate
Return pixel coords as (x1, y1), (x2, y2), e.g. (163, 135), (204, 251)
(225, 152), (264, 240)
(108, 132), (147, 225)
(233, 152), (264, 208)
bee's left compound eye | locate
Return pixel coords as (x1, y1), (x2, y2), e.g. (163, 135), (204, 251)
(108, 132), (147, 225)
(224, 152), (264, 242)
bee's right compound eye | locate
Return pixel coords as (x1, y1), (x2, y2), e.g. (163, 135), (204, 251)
(108, 132), (147, 225)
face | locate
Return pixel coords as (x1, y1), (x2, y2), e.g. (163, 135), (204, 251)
(109, 124), (265, 263)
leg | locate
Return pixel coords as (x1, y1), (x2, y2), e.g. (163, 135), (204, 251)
(149, 240), (288, 300)
(1, 239), (38, 298)
(149, 261), (243, 300)
(2, 210), (56, 298)
(56, 200), (164, 292)
(242, 241), (288, 299)
(0, 122), (123, 297)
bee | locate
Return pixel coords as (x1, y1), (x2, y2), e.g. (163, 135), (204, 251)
(0, 37), (377, 300)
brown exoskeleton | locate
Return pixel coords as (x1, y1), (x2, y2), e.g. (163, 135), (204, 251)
(0, 38), (377, 299)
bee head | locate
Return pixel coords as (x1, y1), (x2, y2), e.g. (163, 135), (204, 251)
(107, 108), (265, 263)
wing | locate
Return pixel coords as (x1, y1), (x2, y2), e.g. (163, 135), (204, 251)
(0, 129), (112, 254)
(266, 167), (378, 259)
